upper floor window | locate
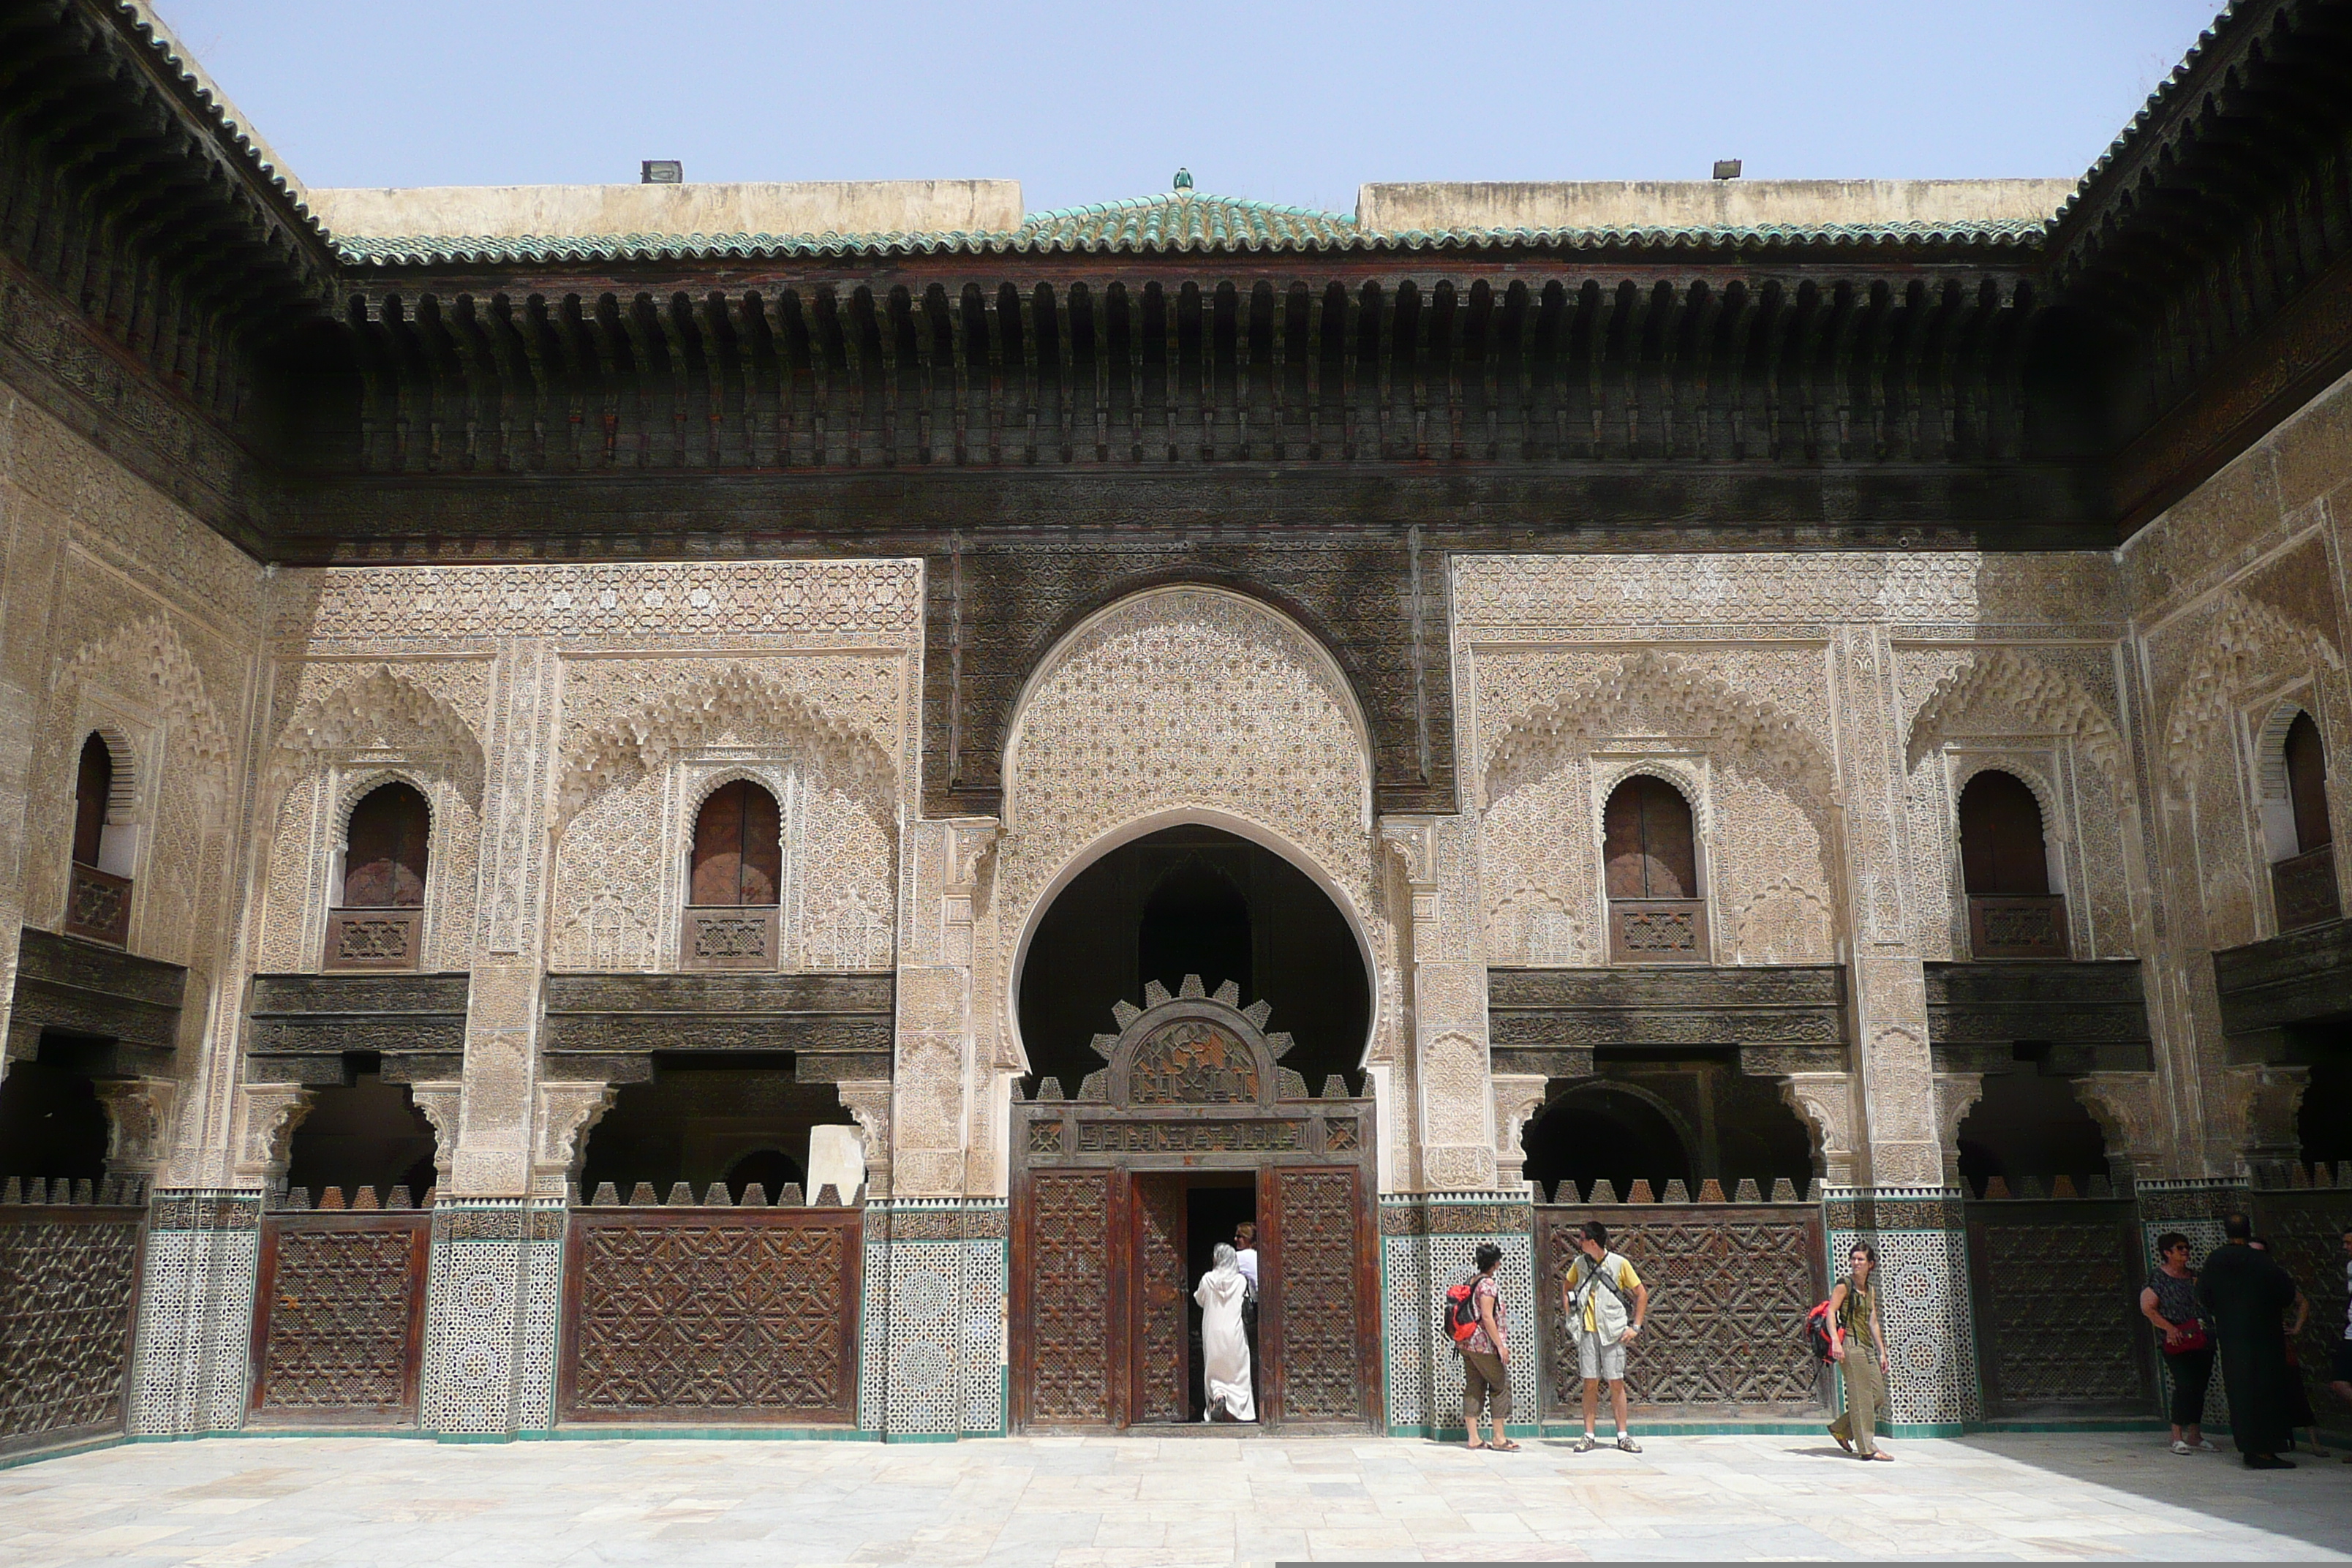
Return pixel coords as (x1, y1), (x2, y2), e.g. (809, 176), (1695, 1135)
(1602, 774), (1706, 963)
(325, 782), (429, 970)
(1959, 769), (2068, 958)
(64, 732), (132, 946)
(2272, 711), (2339, 932)
(685, 780), (782, 968)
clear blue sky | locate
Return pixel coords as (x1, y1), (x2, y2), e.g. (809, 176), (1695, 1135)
(155, 1), (2228, 219)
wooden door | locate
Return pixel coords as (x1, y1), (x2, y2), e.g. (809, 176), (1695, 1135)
(1015, 1167), (1120, 1426)
(1129, 1174), (1190, 1423)
(1262, 1165), (1374, 1427)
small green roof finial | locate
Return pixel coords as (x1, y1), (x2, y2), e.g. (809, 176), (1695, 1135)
(1172, 167), (1193, 191)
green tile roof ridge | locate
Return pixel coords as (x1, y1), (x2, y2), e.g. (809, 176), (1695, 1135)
(336, 191), (2048, 267)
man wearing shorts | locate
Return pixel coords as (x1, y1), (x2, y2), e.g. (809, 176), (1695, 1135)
(1561, 1219), (1648, 1452)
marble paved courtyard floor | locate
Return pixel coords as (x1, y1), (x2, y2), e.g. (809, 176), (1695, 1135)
(4, 1430), (2349, 1565)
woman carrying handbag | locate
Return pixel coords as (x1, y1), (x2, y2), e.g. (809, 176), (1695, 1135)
(2142, 1232), (2219, 1455)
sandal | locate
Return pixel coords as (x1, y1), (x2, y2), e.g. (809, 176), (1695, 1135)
(1465, 1441), (1488, 1450)
(1492, 1439), (1522, 1452)
(1865, 1451), (1894, 1462)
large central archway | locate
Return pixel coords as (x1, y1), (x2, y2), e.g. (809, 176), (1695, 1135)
(1009, 823), (1379, 1431)
(1017, 823), (1373, 1098)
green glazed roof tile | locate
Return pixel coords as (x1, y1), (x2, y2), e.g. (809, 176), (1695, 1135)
(333, 189), (2048, 268)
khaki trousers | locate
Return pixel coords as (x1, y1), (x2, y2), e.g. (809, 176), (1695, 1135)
(1829, 1352), (1885, 1455)
(1460, 1350), (1512, 1428)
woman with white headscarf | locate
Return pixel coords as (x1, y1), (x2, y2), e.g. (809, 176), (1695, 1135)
(1195, 1243), (1256, 1422)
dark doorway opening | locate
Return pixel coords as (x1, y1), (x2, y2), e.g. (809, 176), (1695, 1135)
(1520, 1057), (1816, 1202)
(0, 1036), (110, 1184)
(578, 1054), (855, 1202)
(1955, 1050), (2111, 1194)
(1019, 825), (1370, 1100)
(284, 1056), (440, 1202)
(2295, 1033), (2351, 1169)
(1184, 1179), (1257, 1423)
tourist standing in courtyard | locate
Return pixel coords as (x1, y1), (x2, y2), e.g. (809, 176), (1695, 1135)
(1459, 1242), (1517, 1452)
(2198, 1213), (2298, 1469)
(1561, 1220), (1646, 1453)
(1194, 1243), (1255, 1422)
(2250, 1235), (2330, 1457)
(1827, 1243), (1894, 1461)
(2141, 1232), (2218, 1455)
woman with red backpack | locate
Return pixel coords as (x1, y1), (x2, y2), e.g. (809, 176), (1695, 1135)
(1827, 1243), (1893, 1461)
(1450, 1243), (1516, 1452)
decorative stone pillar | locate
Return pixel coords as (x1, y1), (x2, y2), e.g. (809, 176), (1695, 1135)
(2220, 1063), (2309, 1182)
(1831, 626), (1943, 1186)
(889, 818), (996, 1198)
(420, 638), (563, 1436)
(421, 1199), (566, 1436)
(1823, 1185), (1980, 1433)
(127, 1190), (264, 1436)
(1380, 815), (1498, 1191)
(1376, 1191), (1538, 1439)
(858, 1198), (1009, 1439)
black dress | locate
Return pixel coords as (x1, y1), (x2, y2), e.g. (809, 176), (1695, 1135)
(2198, 1242), (2297, 1458)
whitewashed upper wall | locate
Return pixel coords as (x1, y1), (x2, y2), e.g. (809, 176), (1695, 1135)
(1453, 552), (2138, 967)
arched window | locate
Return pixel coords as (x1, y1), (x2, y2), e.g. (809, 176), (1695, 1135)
(325, 783), (430, 970)
(684, 780), (782, 968)
(64, 733), (132, 946)
(1602, 775), (1706, 962)
(72, 734), (111, 868)
(343, 783), (430, 908)
(2273, 712), (2339, 930)
(1958, 770), (2067, 957)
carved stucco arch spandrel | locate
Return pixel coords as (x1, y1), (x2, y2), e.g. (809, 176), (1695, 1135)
(269, 664), (487, 812)
(556, 663), (897, 831)
(53, 615), (235, 817)
(1905, 647), (2127, 787)
(2164, 590), (2342, 790)
(1483, 649), (1833, 815)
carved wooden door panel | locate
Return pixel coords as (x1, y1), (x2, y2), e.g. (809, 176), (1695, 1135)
(250, 1213), (429, 1425)
(1131, 1175), (1189, 1423)
(1967, 1200), (2150, 1417)
(1264, 1165), (1371, 1427)
(1018, 1168), (1120, 1426)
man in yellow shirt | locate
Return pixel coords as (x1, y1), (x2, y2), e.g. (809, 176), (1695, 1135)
(1560, 1219), (1648, 1453)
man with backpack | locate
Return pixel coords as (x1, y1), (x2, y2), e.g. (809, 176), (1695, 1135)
(1561, 1220), (1647, 1453)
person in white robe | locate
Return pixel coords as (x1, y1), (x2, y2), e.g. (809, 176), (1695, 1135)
(1195, 1243), (1256, 1422)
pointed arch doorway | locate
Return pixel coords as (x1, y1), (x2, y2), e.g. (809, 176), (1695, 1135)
(1009, 980), (1379, 1431)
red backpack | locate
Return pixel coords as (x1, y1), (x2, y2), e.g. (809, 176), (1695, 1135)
(1802, 1300), (1836, 1362)
(1441, 1278), (1484, 1345)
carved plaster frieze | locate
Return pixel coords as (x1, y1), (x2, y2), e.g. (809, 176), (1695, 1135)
(835, 1079), (894, 1198)
(92, 1076), (179, 1175)
(232, 1083), (314, 1184)
(407, 1082), (463, 1185)
(532, 1083), (616, 1196)
(1905, 647), (2127, 786)
(1931, 1071), (1986, 1186)
(1780, 1071), (1856, 1186)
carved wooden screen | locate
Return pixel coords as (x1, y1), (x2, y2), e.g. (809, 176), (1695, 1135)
(1535, 1202), (1826, 1419)
(251, 1212), (429, 1425)
(1018, 1168), (1117, 1425)
(0, 1203), (143, 1454)
(1265, 1166), (1370, 1424)
(1131, 1176), (1189, 1423)
(560, 1207), (859, 1423)
(1966, 1199), (2150, 1416)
